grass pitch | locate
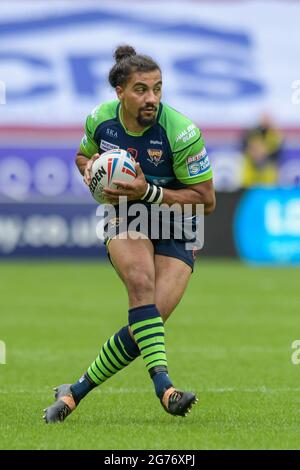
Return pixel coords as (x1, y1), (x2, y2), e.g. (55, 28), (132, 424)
(0, 259), (299, 450)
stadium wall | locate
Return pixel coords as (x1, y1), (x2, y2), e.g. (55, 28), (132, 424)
(1, 1), (300, 262)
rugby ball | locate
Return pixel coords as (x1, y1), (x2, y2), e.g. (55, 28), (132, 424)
(89, 149), (136, 204)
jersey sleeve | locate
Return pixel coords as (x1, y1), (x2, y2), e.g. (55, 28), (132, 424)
(79, 113), (99, 158)
(173, 130), (213, 185)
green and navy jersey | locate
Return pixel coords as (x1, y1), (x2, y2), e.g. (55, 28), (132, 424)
(80, 100), (213, 190)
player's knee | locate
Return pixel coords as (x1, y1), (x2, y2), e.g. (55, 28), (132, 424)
(125, 267), (155, 299)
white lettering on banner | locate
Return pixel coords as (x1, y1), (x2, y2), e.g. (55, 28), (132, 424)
(0, 2), (299, 126)
(34, 158), (69, 196)
(0, 157), (88, 199)
(0, 217), (23, 254)
(23, 215), (69, 247)
(0, 157), (31, 200)
(0, 213), (101, 254)
(265, 199), (300, 236)
(70, 215), (100, 246)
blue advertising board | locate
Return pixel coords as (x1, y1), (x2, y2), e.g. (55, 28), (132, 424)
(234, 188), (300, 264)
(0, 200), (106, 258)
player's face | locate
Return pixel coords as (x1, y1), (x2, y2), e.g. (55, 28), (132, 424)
(117, 69), (162, 128)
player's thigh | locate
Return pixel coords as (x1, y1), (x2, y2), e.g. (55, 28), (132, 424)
(107, 236), (155, 295)
(154, 254), (192, 322)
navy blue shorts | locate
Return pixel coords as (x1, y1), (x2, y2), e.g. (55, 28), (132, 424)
(103, 202), (199, 271)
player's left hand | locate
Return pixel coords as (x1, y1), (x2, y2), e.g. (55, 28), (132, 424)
(103, 163), (148, 203)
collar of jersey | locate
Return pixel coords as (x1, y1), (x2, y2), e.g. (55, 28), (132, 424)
(118, 103), (159, 136)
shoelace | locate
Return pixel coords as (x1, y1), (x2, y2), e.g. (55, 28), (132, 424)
(58, 404), (71, 421)
(169, 390), (182, 403)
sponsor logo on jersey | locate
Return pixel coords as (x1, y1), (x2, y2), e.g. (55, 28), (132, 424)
(147, 149), (164, 166)
(176, 124), (197, 143)
(127, 148), (138, 160)
(100, 139), (119, 152)
(106, 128), (118, 138)
(150, 140), (163, 145)
(186, 148), (210, 177)
(187, 147), (207, 163)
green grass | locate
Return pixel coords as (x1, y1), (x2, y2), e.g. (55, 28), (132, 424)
(0, 259), (300, 450)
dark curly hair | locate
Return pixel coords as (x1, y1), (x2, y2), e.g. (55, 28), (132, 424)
(108, 45), (161, 88)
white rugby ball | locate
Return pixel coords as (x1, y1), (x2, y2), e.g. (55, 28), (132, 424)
(89, 149), (136, 204)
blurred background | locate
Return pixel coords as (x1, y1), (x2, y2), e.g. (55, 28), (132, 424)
(0, 0), (300, 263)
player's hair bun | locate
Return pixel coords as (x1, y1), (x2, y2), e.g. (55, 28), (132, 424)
(109, 45), (159, 88)
(114, 45), (136, 63)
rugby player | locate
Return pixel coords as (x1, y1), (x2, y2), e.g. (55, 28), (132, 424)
(44, 45), (215, 423)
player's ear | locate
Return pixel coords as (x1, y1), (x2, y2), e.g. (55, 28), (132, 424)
(116, 85), (124, 100)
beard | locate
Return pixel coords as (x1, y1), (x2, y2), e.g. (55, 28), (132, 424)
(137, 106), (157, 127)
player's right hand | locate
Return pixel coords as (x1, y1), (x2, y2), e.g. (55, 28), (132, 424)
(83, 153), (100, 186)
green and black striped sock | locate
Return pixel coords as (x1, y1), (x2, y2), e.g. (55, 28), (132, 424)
(128, 304), (173, 398)
(71, 326), (140, 403)
(87, 325), (140, 385)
